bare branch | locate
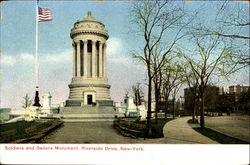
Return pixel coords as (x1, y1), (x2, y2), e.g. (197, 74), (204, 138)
(211, 32), (250, 40)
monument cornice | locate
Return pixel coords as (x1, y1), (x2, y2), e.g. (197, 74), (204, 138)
(75, 20), (105, 26)
(69, 83), (111, 89)
(70, 30), (109, 40)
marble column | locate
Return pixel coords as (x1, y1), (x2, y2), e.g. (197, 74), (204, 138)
(92, 40), (96, 78)
(72, 42), (76, 77)
(80, 41), (83, 76)
(99, 42), (103, 78)
(83, 40), (88, 77)
(103, 43), (106, 78)
(76, 40), (81, 77)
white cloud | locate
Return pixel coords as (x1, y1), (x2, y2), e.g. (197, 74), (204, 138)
(109, 56), (145, 72)
(1, 48), (147, 108)
(1, 50), (73, 109)
(1, 55), (16, 66)
(20, 53), (34, 62)
(109, 56), (131, 65)
(41, 50), (71, 63)
(1, 50), (71, 67)
(106, 37), (123, 57)
(106, 37), (145, 71)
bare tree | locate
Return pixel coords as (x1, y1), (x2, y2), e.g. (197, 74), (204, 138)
(170, 65), (184, 118)
(182, 61), (199, 122)
(212, 1), (249, 40)
(215, 1), (250, 66)
(181, 36), (237, 128)
(22, 94), (32, 109)
(152, 48), (164, 124)
(190, 1), (249, 65)
(162, 59), (182, 119)
(152, 68), (162, 124)
(131, 83), (144, 106)
(131, 0), (185, 137)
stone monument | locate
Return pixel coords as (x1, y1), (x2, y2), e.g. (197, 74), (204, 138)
(41, 92), (52, 114)
(65, 11), (113, 107)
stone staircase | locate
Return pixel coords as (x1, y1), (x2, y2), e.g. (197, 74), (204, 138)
(53, 106), (124, 122)
(59, 106), (115, 114)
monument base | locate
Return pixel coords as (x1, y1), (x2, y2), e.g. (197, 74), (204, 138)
(54, 105), (122, 122)
(65, 100), (113, 107)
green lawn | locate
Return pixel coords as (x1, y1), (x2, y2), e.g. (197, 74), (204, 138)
(114, 117), (173, 138)
(0, 119), (63, 143)
(193, 127), (248, 144)
(149, 118), (174, 138)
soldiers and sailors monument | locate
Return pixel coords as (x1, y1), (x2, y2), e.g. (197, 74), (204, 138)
(65, 11), (113, 109)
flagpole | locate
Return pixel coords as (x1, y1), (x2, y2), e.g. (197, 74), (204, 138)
(35, 0), (39, 89)
(33, 0), (41, 107)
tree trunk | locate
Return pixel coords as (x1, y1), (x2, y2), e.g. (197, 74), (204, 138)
(155, 99), (158, 124)
(146, 76), (152, 138)
(164, 100), (167, 119)
(200, 92), (205, 129)
(154, 79), (159, 124)
(172, 98), (175, 118)
(164, 92), (168, 119)
(192, 98), (196, 123)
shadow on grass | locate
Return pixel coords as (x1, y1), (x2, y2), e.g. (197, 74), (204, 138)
(193, 127), (248, 144)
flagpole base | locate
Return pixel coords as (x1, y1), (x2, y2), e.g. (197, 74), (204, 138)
(33, 90), (41, 107)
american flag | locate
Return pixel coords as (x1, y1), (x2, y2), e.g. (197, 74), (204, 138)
(38, 7), (52, 22)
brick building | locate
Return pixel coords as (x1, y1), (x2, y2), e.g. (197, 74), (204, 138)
(229, 85), (249, 102)
(184, 86), (220, 115)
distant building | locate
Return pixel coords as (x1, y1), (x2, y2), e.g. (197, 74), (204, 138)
(184, 86), (220, 115)
(219, 87), (228, 95)
(229, 85), (249, 102)
(184, 87), (196, 115)
(184, 85), (250, 115)
(217, 93), (235, 112)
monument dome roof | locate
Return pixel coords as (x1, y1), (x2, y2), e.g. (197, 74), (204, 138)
(70, 11), (108, 39)
(82, 11), (98, 22)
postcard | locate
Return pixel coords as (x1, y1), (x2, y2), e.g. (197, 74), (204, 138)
(0, 1), (249, 164)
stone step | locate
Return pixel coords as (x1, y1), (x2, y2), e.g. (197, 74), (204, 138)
(62, 116), (114, 119)
(53, 106), (124, 122)
(59, 106), (115, 114)
(65, 100), (114, 107)
(61, 118), (114, 122)
(53, 113), (118, 122)
(53, 114), (116, 118)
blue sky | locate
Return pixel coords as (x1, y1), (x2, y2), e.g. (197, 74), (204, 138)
(0, 1), (249, 109)
(0, 1), (146, 108)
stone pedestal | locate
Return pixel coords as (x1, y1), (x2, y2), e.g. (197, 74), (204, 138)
(125, 96), (138, 117)
(24, 106), (41, 118)
(41, 92), (52, 114)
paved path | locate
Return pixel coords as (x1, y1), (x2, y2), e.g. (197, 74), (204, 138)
(39, 117), (219, 144)
(163, 117), (219, 144)
(40, 122), (138, 143)
(39, 122), (165, 144)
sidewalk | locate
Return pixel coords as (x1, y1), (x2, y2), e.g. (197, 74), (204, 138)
(162, 117), (219, 144)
